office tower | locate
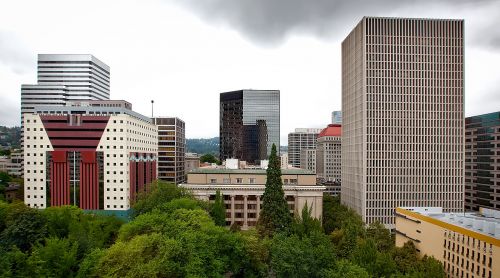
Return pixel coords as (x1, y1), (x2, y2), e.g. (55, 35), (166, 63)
(300, 149), (316, 173)
(280, 153), (289, 169)
(21, 54), (110, 127)
(287, 128), (323, 168)
(152, 117), (186, 184)
(316, 124), (342, 182)
(465, 112), (500, 211)
(332, 111), (342, 124)
(396, 207), (500, 278)
(219, 90), (280, 164)
(342, 17), (464, 228)
(23, 100), (157, 210)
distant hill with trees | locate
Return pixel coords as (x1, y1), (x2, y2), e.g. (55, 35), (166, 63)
(0, 126), (21, 149)
(186, 137), (219, 156)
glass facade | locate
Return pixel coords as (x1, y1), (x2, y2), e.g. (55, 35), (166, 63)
(153, 117), (186, 184)
(465, 111), (500, 211)
(220, 90), (280, 163)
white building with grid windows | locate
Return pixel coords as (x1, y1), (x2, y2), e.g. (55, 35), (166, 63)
(341, 17), (465, 228)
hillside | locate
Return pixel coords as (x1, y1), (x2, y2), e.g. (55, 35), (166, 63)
(186, 137), (219, 156)
(0, 126), (21, 149)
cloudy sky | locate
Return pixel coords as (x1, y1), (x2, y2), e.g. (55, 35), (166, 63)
(1, 0), (499, 145)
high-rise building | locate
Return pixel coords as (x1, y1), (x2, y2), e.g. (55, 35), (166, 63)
(300, 149), (316, 173)
(465, 112), (500, 211)
(332, 111), (342, 124)
(21, 54), (110, 127)
(395, 207), (500, 278)
(153, 117), (186, 184)
(341, 17), (464, 228)
(287, 128), (323, 168)
(316, 124), (342, 182)
(219, 90), (280, 164)
(23, 100), (157, 211)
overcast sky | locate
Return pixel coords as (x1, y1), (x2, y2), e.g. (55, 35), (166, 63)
(1, 0), (499, 145)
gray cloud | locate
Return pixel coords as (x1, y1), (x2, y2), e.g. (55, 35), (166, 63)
(173, 0), (498, 47)
(0, 31), (33, 74)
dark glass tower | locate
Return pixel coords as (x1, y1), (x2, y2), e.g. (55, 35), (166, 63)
(220, 90), (280, 163)
(465, 112), (500, 211)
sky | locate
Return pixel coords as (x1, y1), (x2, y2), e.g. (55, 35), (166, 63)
(0, 0), (499, 146)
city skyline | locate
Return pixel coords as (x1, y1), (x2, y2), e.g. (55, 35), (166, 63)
(1, 1), (500, 146)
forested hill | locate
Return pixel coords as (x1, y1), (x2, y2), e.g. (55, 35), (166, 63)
(0, 126), (21, 148)
(186, 137), (219, 155)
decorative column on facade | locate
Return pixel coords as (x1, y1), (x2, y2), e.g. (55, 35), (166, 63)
(243, 195), (248, 229)
(256, 195), (261, 219)
(230, 195), (235, 224)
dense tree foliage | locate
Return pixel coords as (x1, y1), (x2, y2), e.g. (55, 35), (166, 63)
(199, 153), (221, 165)
(0, 179), (446, 277)
(257, 144), (292, 236)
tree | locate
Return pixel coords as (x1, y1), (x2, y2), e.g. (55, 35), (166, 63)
(132, 180), (189, 216)
(366, 221), (394, 252)
(200, 153), (220, 164)
(210, 190), (226, 226)
(392, 241), (420, 274)
(293, 201), (322, 237)
(257, 144), (292, 236)
(28, 237), (79, 278)
(323, 260), (369, 278)
(0, 204), (48, 252)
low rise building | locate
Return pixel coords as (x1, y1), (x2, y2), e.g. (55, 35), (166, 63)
(180, 167), (325, 230)
(396, 207), (500, 278)
(0, 152), (22, 177)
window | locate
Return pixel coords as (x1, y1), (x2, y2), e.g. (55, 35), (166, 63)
(236, 178), (243, 184)
(223, 178), (230, 184)
(249, 178), (256, 184)
(210, 179), (217, 184)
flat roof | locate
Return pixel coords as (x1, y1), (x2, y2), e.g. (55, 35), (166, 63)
(189, 168), (315, 175)
(397, 207), (500, 246)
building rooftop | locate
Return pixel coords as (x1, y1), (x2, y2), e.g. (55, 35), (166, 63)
(399, 207), (500, 241)
(318, 124), (342, 138)
(189, 168), (315, 175)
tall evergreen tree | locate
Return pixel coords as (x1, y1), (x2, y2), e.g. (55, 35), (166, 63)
(211, 190), (226, 226)
(257, 144), (292, 236)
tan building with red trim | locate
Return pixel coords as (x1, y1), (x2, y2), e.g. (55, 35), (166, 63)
(396, 207), (500, 278)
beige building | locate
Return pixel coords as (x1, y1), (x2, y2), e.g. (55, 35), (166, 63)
(342, 17), (465, 228)
(0, 152), (22, 177)
(316, 124), (342, 183)
(185, 153), (200, 175)
(396, 207), (500, 278)
(300, 149), (316, 173)
(180, 168), (324, 230)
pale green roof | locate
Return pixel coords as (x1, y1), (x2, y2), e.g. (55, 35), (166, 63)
(189, 168), (315, 175)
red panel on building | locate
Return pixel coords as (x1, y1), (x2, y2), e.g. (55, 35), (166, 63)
(80, 151), (99, 210)
(130, 158), (137, 203)
(50, 151), (70, 206)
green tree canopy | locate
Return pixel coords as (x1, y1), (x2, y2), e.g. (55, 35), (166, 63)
(200, 153), (220, 164)
(210, 190), (226, 226)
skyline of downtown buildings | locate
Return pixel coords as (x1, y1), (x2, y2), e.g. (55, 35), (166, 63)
(12, 17), (499, 224)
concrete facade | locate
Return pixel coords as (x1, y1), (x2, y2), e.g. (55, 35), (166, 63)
(396, 207), (500, 278)
(180, 168), (324, 229)
(341, 17), (465, 228)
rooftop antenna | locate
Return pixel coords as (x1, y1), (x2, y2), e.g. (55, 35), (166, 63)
(151, 100), (154, 118)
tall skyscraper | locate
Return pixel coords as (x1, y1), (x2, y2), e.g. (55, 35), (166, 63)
(21, 54), (110, 125)
(153, 117), (186, 184)
(465, 112), (500, 211)
(287, 128), (323, 168)
(332, 111), (342, 124)
(219, 90), (280, 163)
(341, 17), (464, 228)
